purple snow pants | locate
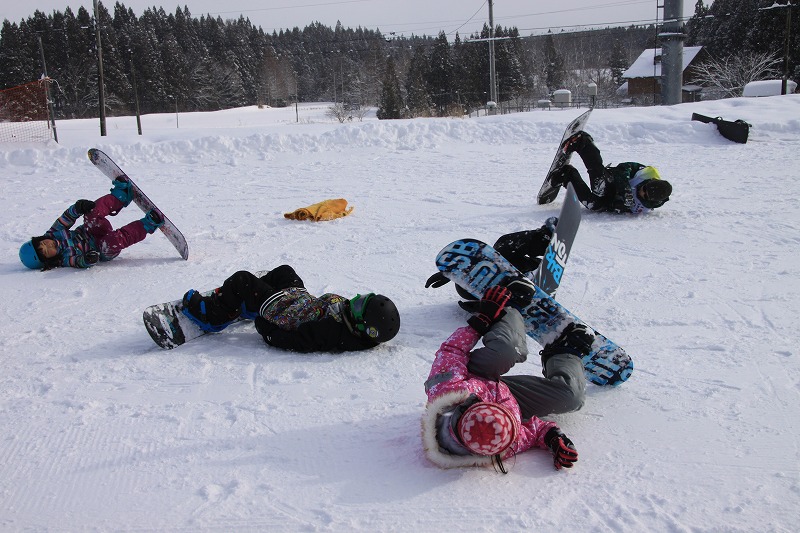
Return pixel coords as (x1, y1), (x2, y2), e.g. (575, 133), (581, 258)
(83, 194), (148, 260)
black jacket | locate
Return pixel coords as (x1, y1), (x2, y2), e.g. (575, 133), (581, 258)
(254, 314), (378, 352)
(229, 264), (380, 353)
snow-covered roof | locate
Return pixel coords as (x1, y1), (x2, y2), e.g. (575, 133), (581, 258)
(622, 46), (703, 79)
(743, 79), (798, 97)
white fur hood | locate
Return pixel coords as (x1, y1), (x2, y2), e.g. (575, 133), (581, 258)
(420, 390), (493, 469)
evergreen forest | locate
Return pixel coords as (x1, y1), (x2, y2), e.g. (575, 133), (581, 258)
(0, 0), (796, 120)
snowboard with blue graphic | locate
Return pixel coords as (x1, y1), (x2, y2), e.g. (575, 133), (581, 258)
(538, 108), (593, 205)
(436, 239), (632, 386)
(88, 148), (189, 260)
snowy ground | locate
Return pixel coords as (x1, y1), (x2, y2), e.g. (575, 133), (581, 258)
(1, 96), (798, 531)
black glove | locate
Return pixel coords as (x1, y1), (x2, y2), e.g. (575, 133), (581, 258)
(544, 427), (578, 470)
(425, 272), (450, 288)
(75, 199), (96, 215)
(543, 216), (558, 234)
(467, 285), (510, 335)
(84, 250), (100, 265)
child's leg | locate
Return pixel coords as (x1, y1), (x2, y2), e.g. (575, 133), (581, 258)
(561, 166), (606, 208)
(575, 140), (606, 193)
(95, 220), (148, 259)
(220, 271), (278, 316)
(494, 230), (549, 274)
(259, 265), (305, 291)
(84, 214), (114, 240)
(82, 195), (125, 244)
(466, 309), (529, 380)
(501, 355), (586, 418)
(88, 194), (126, 218)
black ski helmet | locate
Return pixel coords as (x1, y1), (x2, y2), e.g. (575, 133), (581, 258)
(636, 168), (672, 208)
(349, 293), (400, 343)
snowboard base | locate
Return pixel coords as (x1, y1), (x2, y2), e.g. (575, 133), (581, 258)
(436, 239), (632, 386)
(531, 183), (582, 296)
(537, 109), (593, 205)
(88, 148), (189, 260)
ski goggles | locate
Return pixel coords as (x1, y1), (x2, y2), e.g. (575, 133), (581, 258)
(350, 293), (375, 332)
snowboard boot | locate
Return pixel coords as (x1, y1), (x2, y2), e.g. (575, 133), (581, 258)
(540, 323), (595, 366)
(110, 176), (134, 207)
(562, 131), (593, 154)
(182, 288), (241, 332)
(501, 275), (537, 307)
(547, 165), (579, 188)
(141, 209), (164, 234)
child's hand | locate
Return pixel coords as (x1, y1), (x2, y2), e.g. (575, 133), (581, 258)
(75, 199), (96, 215)
(545, 427), (578, 470)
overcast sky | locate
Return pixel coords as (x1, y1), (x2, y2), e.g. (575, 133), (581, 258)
(3, 0), (705, 37)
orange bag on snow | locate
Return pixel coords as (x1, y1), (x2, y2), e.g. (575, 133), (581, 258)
(284, 198), (354, 221)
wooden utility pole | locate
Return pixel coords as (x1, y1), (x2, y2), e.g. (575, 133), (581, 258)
(37, 34), (58, 143)
(488, 0), (498, 105)
(93, 0), (107, 136)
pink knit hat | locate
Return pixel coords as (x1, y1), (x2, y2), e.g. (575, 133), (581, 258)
(457, 402), (517, 456)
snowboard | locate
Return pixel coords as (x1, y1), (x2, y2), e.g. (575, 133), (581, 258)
(142, 271), (268, 349)
(531, 183), (582, 296)
(537, 108), (593, 205)
(436, 239), (632, 386)
(87, 148), (189, 260)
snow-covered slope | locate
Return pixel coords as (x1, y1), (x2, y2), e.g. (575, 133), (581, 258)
(1, 96), (798, 531)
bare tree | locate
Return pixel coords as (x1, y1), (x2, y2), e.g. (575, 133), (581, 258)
(349, 104), (370, 122)
(325, 102), (352, 123)
(693, 50), (782, 98)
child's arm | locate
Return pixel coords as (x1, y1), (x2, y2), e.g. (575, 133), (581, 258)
(48, 203), (82, 233)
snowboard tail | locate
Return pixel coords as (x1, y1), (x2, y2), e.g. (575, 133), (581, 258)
(436, 239), (632, 386)
(143, 271), (268, 349)
(88, 148), (189, 260)
(537, 109), (593, 205)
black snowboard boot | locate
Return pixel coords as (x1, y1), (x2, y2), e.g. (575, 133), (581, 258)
(548, 164), (581, 188)
(502, 275), (537, 307)
(182, 288), (240, 329)
(562, 131), (593, 154)
(540, 322), (595, 365)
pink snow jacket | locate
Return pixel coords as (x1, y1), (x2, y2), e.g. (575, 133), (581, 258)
(421, 324), (557, 468)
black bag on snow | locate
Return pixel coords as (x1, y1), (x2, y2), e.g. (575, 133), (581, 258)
(691, 113), (751, 144)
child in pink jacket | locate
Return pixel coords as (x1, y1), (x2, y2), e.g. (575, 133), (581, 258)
(421, 285), (593, 473)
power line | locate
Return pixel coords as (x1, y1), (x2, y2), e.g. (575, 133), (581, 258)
(214, 0), (371, 17)
(446, 1), (487, 37)
(205, 0), (662, 37)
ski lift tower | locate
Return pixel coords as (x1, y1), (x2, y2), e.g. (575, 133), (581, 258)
(487, 0), (498, 112)
(659, 0), (685, 105)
